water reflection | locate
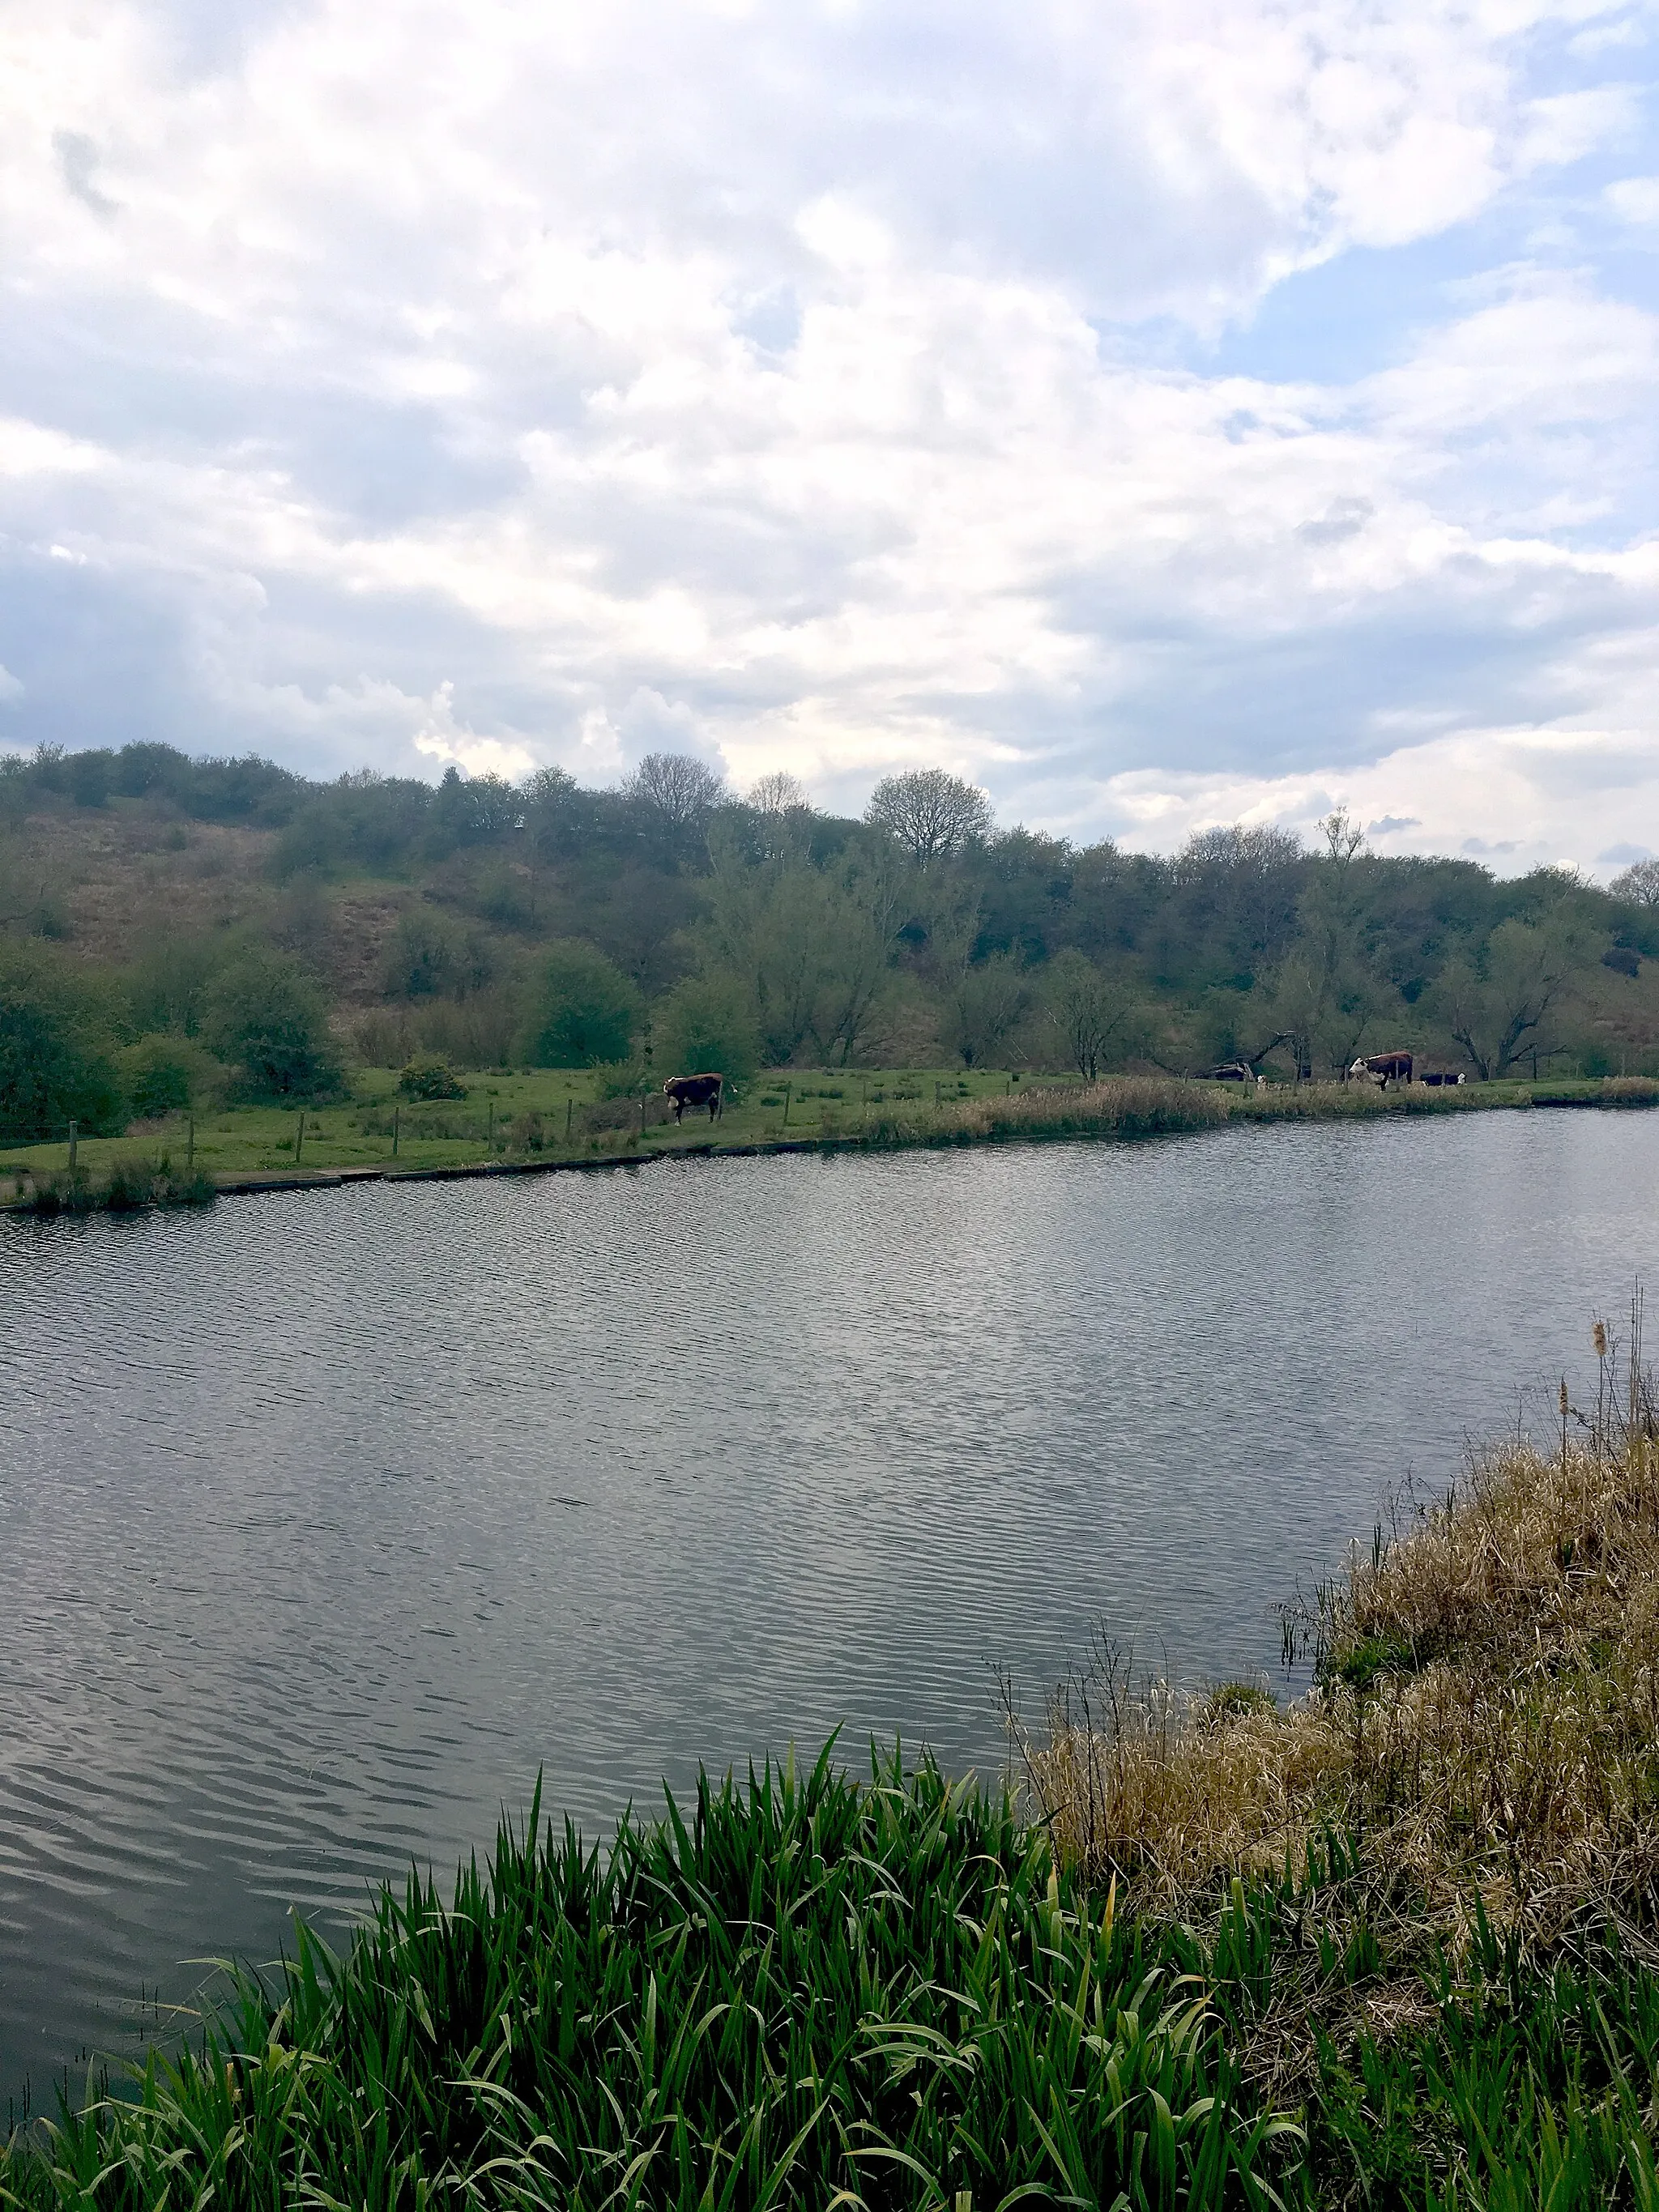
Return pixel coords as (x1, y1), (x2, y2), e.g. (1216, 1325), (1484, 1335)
(2, 1110), (1655, 2103)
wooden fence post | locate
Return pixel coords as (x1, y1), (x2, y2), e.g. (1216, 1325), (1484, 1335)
(782, 1081), (791, 1126)
(392, 1107), (399, 1159)
(295, 1111), (305, 1164)
(186, 1115), (195, 1172)
(565, 1095), (574, 1140)
(67, 1121), (78, 1174)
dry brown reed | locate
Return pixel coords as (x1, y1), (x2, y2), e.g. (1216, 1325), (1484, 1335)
(851, 1074), (1494, 1152)
(1013, 1298), (1659, 1957)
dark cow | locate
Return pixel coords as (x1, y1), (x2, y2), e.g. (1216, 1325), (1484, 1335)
(663, 1072), (724, 1123)
(1199, 1062), (1252, 1083)
(1418, 1069), (1466, 1087)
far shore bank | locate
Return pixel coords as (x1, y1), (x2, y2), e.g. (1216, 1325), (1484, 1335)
(4, 1068), (1658, 1215)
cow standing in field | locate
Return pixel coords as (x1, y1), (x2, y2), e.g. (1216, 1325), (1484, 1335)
(1350, 1051), (1414, 1088)
(663, 1072), (724, 1123)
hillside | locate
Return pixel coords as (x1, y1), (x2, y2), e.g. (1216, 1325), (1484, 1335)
(4, 740), (1659, 1144)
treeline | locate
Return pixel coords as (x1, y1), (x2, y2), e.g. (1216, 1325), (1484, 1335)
(4, 739), (1659, 1140)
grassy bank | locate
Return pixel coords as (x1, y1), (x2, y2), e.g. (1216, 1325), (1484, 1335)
(10, 1339), (1659, 2204)
(4, 1068), (1657, 1212)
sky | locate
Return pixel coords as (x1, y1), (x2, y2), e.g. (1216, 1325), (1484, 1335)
(2, 0), (1657, 872)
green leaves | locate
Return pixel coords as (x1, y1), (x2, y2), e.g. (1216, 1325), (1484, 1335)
(0, 1747), (1293, 2210)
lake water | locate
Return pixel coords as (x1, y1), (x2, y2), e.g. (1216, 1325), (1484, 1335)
(2, 1109), (1656, 2108)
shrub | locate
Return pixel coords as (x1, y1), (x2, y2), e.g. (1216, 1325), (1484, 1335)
(202, 951), (344, 1102)
(525, 942), (640, 1067)
(592, 1059), (654, 1099)
(397, 1056), (468, 1101)
(117, 1034), (222, 1119)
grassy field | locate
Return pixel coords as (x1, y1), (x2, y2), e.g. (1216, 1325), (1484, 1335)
(10, 1395), (1659, 2204)
(0, 1065), (1025, 1199)
(3, 1068), (1657, 1212)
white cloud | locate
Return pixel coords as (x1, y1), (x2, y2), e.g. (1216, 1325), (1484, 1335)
(1606, 173), (1659, 224)
(0, 0), (1653, 866)
(0, 663), (23, 705)
(412, 682), (537, 782)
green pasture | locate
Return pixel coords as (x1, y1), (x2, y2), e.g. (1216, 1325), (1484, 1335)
(1, 1068), (1649, 1210)
(0, 1065), (1046, 1196)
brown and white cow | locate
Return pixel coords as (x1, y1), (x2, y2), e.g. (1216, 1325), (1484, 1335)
(663, 1072), (724, 1123)
(1350, 1050), (1414, 1088)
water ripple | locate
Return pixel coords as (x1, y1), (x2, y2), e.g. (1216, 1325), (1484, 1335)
(2, 1115), (1657, 2102)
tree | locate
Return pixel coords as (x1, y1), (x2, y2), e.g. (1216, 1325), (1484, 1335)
(625, 752), (726, 829)
(203, 952), (343, 1100)
(745, 771), (814, 864)
(1044, 949), (1140, 1079)
(1169, 824), (1307, 983)
(1434, 916), (1588, 1080)
(526, 942), (641, 1066)
(1318, 806), (1366, 865)
(1260, 866), (1390, 1080)
(117, 1035), (220, 1118)
(748, 770), (808, 816)
(67, 748), (113, 808)
(380, 910), (495, 1000)
(1610, 859), (1659, 909)
(865, 769), (993, 868)
(654, 972), (761, 1088)
(942, 953), (1032, 1068)
(0, 946), (124, 1139)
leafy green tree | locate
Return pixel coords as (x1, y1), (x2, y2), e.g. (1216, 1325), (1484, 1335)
(117, 1035), (221, 1118)
(526, 942), (641, 1066)
(203, 952), (343, 1100)
(1433, 915), (1589, 1079)
(67, 748), (113, 808)
(655, 972), (761, 1087)
(0, 947), (124, 1138)
(1261, 850), (1393, 1080)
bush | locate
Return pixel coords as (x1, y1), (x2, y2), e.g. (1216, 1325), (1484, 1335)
(592, 1059), (654, 1099)
(653, 970), (761, 1089)
(202, 951), (344, 1102)
(0, 945), (125, 1141)
(525, 942), (640, 1067)
(397, 1055), (467, 1101)
(117, 1034), (221, 1119)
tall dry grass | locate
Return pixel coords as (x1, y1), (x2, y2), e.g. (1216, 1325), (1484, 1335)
(1012, 1298), (1659, 1953)
(851, 1073), (1496, 1152)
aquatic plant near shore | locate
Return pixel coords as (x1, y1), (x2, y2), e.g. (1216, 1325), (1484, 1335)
(2, 1747), (1302, 2208)
(21, 1157), (217, 1215)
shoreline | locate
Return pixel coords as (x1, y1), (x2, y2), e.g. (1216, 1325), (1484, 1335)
(4, 1070), (1657, 1214)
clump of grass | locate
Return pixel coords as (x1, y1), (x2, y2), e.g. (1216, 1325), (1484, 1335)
(0, 1747), (1303, 2209)
(22, 1158), (216, 1215)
